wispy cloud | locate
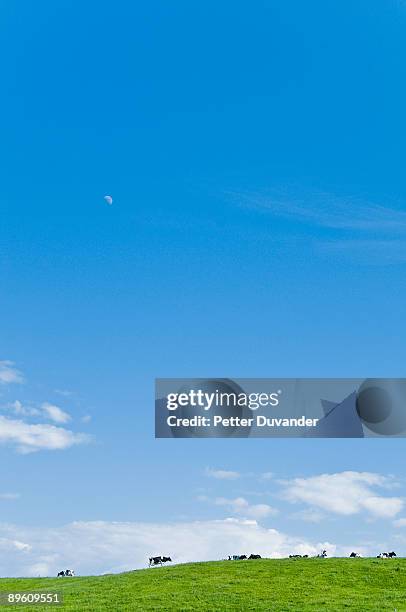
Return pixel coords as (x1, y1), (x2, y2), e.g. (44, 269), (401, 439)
(0, 361), (24, 385)
(54, 389), (74, 398)
(0, 360), (92, 454)
(5, 401), (72, 424)
(41, 403), (71, 424)
(227, 187), (406, 262)
(6, 401), (40, 418)
(205, 468), (241, 480)
(0, 415), (91, 454)
(280, 471), (403, 519)
(0, 537), (31, 555)
(230, 188), (406, 232)
(214, 496), (278, 520)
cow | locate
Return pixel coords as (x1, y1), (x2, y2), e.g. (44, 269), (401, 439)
(57, 569), (75, 577)
(248, 554), (261, 560)
(229, 555), (246, 560)
(377, 552), (396, 559)
(317, 550), (327, 558)
(148, 556), (172, 567)
(289, 554), (308, 559)
(349, 552), (361, 558)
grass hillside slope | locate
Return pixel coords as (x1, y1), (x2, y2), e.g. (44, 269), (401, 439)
(0, 558), (405, 611)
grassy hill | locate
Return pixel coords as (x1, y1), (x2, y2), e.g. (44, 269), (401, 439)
(0, 558), (406, 611)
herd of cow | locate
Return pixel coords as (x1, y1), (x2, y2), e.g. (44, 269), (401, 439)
(227, 554), (262, 561)
(56, 549), (399, 576)
(289, 549), (327, 559)
(145, 549), (399, 569)
(288, 551), (397, 559)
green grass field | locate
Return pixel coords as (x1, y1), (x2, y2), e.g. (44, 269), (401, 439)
(0, 558), (405, 611)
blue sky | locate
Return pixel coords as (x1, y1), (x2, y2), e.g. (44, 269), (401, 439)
(1, 0), (406, 576)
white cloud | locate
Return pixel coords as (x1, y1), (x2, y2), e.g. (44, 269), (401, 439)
(205, 468), (240, 480)
(0, 537), (31, 554)
(41, 403), (71, 424)
(6, 401), (40, 418)
(81, 415), (92, 423)
(280, 471), (403, 519)
(261, 472), (274, 480)
(0, 361), (24, 385)
(214, 497), (277, 520)
(5, 401), (73, 425)
(393, 518), (406, 528)
(0, 519), (341, 577)
(0, 415), (91, 453)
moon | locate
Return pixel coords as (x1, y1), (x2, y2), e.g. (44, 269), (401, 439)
(104, 195), (113, 205)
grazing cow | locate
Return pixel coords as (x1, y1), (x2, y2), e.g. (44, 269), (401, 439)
(229, 555), (246, 560)
(57, 569), (75, 577)
(317, 550), (327, 558)
(248, 554), (261, 560)
(349, 552), (361, 558)
(289, 554), (308, 559)
(377, 551), (396, 559)
(148, 556), (172, 567)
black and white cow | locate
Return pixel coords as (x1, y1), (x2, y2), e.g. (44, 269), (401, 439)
(248, 554), (261, 560)
(57, 569), (75, 577)
(289, 554), (309, 559)
(148, 556), (172, 567)
(317, 550), (327, 558)
(377, 551), (396, 559)
(349, 552), (361, 558)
